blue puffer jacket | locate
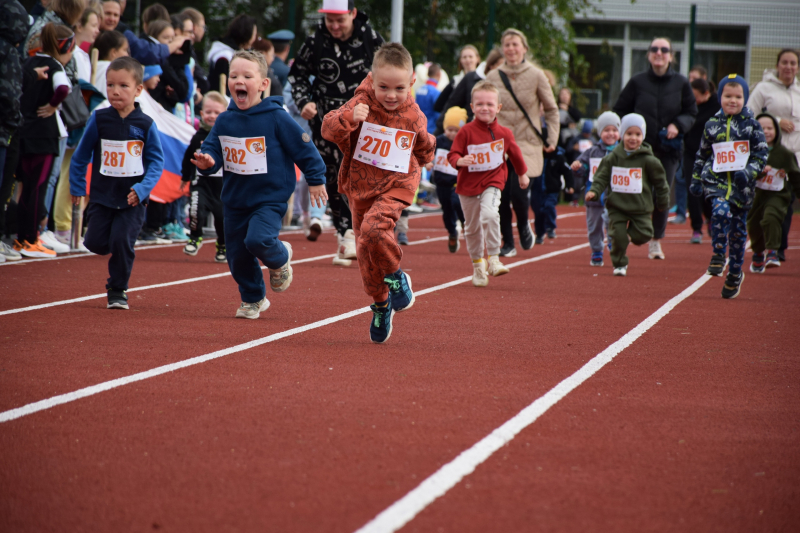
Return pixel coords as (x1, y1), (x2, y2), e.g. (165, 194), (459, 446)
(691, 107), (768, 209)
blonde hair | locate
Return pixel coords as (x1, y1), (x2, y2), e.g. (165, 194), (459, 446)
(231, 49), (269, 78)
(501, 28), (530, 51)
(373, 42), (413, 73)
(471, 80), (500, 100)
(203, 91), (227, 108)
(458, 44), (480, 72)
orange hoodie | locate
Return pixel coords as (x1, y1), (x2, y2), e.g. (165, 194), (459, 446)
(321, 75), (436, 204)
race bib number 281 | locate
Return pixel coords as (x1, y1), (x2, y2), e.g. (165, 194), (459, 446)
(467, 139), (504, 172)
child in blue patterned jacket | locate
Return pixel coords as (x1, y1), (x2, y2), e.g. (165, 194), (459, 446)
(690, 74), (768, 299)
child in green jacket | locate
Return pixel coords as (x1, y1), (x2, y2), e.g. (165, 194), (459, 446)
(748, 113), (800, 272)
(586, 114), (670, 276)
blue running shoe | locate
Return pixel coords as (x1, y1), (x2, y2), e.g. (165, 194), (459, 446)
(590, 252), (604, 267)
(384, 268), (415, 312)
(369, 295), (394, 344)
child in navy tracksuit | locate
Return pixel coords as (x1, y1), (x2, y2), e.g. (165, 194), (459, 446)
(193, 50), (326, 319)
(70, 57), (165, 309)
(430, 106), (467, 253)
(690, 74), (768, 299)
(530, 144), (574, 243)
(572, 111), (621, 266)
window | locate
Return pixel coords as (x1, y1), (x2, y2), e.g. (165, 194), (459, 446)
(695, 27), (747, 46)
(629, 24), (685, 42)
(692, 50), (746, 86)
(572, 44), (624, 116)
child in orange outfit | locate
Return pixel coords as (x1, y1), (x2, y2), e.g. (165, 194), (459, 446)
(322, 42), (436, 344)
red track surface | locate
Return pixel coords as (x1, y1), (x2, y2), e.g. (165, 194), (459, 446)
(1, 207), (798, 532)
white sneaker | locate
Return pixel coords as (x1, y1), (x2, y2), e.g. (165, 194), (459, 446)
(269, 241), (293, 292)
(54, 230), (70, 245)
(332, 233), (352, 266)
(472, 259), (489, 287)
(0, 241), (22, 261)
(39, 230), (70, 254)
(613, 266), (628, 276)
(235, 297), (270, 319)
(407, 203), (423, 214)
(648, 239), (665, 260)
(340, 229), (357, 259)
(487, 255), (509, 276)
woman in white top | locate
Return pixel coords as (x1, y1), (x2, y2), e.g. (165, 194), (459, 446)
(72, 6), (100, 82)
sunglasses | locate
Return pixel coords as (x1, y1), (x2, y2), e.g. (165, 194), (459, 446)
(649, 46), (671, 54)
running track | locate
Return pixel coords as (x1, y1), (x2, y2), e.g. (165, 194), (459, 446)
(1, 207), (798, 532)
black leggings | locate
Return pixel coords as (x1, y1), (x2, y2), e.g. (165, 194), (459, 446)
(499, 160), (531, 248)
(16, 153), (54, 244)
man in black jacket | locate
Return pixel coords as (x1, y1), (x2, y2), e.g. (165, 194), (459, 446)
(288, 0), (383, 265)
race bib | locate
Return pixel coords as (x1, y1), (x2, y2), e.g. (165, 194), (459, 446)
(219, 135), (267, 175)
(610, 166), (643, 194)
(433, 148), (458, 176)
(588, 157), (602, 182)
(756, 168), (786, 191)
(467, 139), (505, 172)
(354, 122), (416, 173)
(712, 141), (749, 173)
(578, 139), (593, 153)
(100, 139), (144, 177)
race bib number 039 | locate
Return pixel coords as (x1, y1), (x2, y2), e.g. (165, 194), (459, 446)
(588, 157), (602, 182)
(610, 166), (643, 194)
(219, 136), (268, 175)
(467, 139), (504, 172)
(712, 140), (749, 173)
(756, 168), (785, 191)
(355, 122), (416, 174)
(433, 148), (458, 176)
(100, 139), (144, 177)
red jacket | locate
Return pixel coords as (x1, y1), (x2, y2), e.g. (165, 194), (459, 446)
(448, 118), (527, 196)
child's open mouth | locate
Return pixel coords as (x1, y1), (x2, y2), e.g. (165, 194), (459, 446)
(235, 89), (248, 103)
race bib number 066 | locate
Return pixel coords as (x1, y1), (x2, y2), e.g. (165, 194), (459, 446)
(610, 166), (643, 194)
(100, 139), (144, 177)
(355, 122), (416, 174)
(712, 140), (749, 173)
(219, 136), (268, 175)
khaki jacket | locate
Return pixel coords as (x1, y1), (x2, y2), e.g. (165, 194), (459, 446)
(487, 60), (559, 176)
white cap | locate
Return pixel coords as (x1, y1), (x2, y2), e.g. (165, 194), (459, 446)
(620, 113), (646, 139)
(319, 0), (350, 13)
(596, 111), (621, 134)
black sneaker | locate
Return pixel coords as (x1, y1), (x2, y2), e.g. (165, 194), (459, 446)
(707, 254), (726, 277)
(546, 229), (556, 239)
(519, 222), (534, 250)
(215, 243), (226, 263)
(369, 295), (394, 344)
(535, 235), (544, 245)
(447, 233), (459, 253)
(499, 243), (517, 257)
(721, 271), (744, 299)
(107, 289), (129, 309)
(184, 236), (203, 256)
(777, 249), (786, 262)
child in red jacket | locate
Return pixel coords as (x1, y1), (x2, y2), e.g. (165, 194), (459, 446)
(448, 80), (528, 286)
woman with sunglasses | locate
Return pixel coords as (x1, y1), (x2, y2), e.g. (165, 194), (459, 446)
(613, 37), (697, 260)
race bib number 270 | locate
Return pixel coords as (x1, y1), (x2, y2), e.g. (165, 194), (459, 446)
(355, 122), (416, 173)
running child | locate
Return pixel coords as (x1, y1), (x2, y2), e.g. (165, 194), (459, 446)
(69, 57), (165, 309)
(690, 74), (768, 298)
(586, 114), (669, 277)
(431, 106), (468, 253)
(571, 111), (620, 266)
(181, 90), (227, 262)
(15, 23), (75, 259)
(321, 42), (436, 344)
(448, 80), (528, 287)
(746, 113), (800, 272)
(192, 50), (327, 319)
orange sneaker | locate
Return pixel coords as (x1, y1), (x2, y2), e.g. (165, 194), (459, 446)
(15, 239), (56, 258)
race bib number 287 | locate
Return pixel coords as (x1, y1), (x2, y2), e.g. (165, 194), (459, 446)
(100, 139), (144, 177)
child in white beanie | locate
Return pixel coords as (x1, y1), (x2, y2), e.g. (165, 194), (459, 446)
(571, 110), (620, 266)
(585, 113), (670, 276)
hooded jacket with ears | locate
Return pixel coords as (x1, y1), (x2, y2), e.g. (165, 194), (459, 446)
(321, 75), (436, 204)
(753, 113), (800, 203)
(0, 0), (30, 146)
(747, 69), (800, 156)
(589, 142), (670, 215)
(691, 106), (769, 209)
(199, 96), (327, 209)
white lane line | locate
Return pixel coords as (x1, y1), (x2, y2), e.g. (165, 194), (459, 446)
(0, 237), (448, 317)
(353, 271), (713, 533)
(0, 244), (587, 423)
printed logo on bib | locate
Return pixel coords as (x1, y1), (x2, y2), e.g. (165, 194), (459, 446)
(712, 140), (749, 173)
(100, 139), (144, 176)
(219, 136), (267, 175)
(756, 168), (786, 191)
(588, 157), (602, 182)
(354, 122), (416, 173)
(433, 148), (458, 176)
(610, 166), (643, 194)
(467, 139), (504, 172)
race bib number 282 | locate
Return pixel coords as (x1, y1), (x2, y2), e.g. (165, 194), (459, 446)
(219, 136), (268, 175)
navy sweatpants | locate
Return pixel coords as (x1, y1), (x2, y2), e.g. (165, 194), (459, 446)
(435, 183), (464, 236)
(529, 177), (558, 238)
(83, 202), (147, 290)
(225, 203), (289, 303)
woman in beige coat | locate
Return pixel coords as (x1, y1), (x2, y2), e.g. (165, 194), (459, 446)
(487, 29), (560, 256)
